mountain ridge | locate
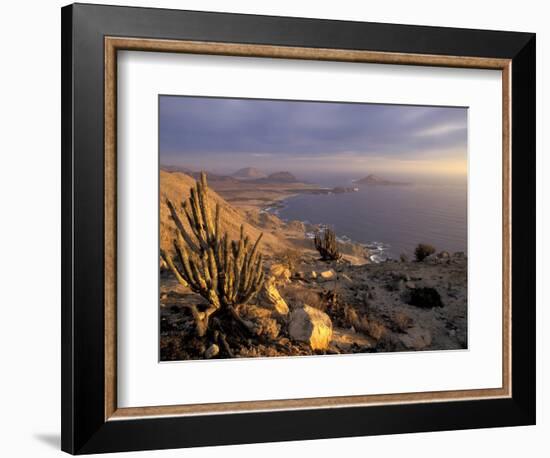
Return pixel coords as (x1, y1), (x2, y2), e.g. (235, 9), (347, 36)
(353, 174), (411, 186)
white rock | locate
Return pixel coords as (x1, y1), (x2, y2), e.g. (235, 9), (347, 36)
(288, 305), (333, 350)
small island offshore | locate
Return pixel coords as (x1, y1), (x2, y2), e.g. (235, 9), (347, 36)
(159, 95), (468, 361)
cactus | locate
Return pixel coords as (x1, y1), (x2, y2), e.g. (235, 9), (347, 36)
(161, 172), (265, 337)
(314, 228), (341, 261)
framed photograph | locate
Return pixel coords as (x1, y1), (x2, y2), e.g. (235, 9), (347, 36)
(61, 3), (536, 454)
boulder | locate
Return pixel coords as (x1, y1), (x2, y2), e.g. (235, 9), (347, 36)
(241, 305), (281, 340)
(308, 270), (318, 280)
(260, 279), (289, 315)
(269, 263), (291, 283)
(288, 305), (333, 350)
(318, 269), (336, 282)
(204, 344), (220, 359)
(399, 327), (432, 350)
(423, 254), (438, 264)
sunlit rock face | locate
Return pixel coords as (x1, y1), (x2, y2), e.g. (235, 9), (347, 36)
(288, 305), (333, 350)
(261, 279), (290, 316)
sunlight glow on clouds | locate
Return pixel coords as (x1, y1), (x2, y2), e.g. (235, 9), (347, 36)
(159, 96), (467, 178)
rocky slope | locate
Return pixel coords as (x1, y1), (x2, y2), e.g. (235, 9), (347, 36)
(161, 251), (467, 360)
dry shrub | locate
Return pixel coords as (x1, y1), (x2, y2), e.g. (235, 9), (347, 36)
(337, 306), (387, 341)
(392, 311), (414, 332)
(342, 305), (370, 334)
(367, 319), (388, 341)
(414, 243), (436, 261)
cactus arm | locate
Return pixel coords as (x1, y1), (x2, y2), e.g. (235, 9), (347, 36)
(214, 203), (220, 240)
(160, 250), (189, 288)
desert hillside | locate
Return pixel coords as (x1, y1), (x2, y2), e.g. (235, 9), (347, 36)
(160, 170), (295, 258)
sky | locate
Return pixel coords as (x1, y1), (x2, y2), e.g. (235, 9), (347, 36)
(159, 95), (468, 181)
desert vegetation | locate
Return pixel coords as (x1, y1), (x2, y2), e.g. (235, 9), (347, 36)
(314, 228), (342, 261)
(162, 173), (269, 355)
(414, 243), (436, 261)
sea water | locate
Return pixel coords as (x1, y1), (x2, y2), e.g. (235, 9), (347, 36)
(276, 182), (467, 260)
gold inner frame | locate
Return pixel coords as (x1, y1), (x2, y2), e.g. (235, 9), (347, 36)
(104, 37), (512, 421)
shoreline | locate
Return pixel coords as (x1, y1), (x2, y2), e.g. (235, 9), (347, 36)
(260, 193), (392, 263)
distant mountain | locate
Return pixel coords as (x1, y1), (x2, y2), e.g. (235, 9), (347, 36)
(353, 174), (411, 186)
(261, 171), (298, 183)
(232, 167), (267, 179)
(161, 165), (194, 174)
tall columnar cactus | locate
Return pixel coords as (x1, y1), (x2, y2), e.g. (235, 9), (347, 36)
(314, 228), (341, 261)
(161, 172), (265, 336)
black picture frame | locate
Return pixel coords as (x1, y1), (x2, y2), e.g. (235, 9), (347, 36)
(61, 3), (536, 454)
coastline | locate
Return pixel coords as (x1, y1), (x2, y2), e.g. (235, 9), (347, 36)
(259, 192), (391, 264)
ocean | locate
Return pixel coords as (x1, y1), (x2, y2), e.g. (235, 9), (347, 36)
(276, 181), (467, 261)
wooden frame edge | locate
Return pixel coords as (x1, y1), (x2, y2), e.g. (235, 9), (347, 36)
(105, 38), (117, 420)
(103, 36), (512, 421)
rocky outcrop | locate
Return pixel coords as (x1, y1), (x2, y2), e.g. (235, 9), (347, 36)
(241, 305), (281, 340)
(286, 220), (306, 232)
(269, 263), (291, 284)
(260, 279), (290, 315)
(353, 174), (410, 186)
(288, 305), (333, 350)
(204, 344), (220, 359)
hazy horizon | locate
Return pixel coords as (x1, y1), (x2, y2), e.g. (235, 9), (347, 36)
(160, 95), (468, 183)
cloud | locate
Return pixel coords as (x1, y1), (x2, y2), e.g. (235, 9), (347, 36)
(414, 121), (467, 138)
(159, 96), (467, 176)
